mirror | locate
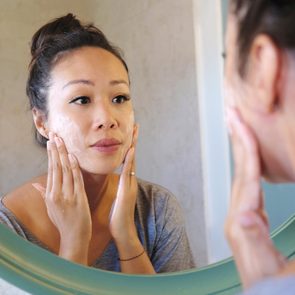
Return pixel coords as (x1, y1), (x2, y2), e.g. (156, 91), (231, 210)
(0, 0), (228, 268)
(1, 0), (295, 293)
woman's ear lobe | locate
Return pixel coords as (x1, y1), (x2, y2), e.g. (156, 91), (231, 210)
(248, 34), (281, 113)
(32, 108), (48, 139)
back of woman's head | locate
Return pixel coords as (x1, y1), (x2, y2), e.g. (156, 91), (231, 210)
(27, 13), (128, 147)
(230, 0), (295, 76)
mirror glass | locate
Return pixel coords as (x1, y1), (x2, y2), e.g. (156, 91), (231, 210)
(0, 0), (208, 271)
(1, 1), (295, 293)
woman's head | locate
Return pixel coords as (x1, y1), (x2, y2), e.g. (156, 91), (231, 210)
(28, 14), (135, 174)
(225, 0), (295, 181)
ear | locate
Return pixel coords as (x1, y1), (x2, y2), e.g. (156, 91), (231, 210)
(32, 108), (48, 139)
(247, 34), (281, 113)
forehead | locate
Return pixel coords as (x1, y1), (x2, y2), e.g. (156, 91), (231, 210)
(50, 46), (129, 86)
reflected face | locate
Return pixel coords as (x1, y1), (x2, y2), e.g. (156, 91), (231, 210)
(46, 46), (134, 174)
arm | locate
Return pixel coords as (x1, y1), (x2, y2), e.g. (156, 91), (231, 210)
(109, 125), (155, 274)
(225, 108), (286, 289)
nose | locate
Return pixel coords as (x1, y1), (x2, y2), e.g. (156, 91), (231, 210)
(92, 102), (118, 130)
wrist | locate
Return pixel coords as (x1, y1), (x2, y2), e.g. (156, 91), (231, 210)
(59, 238), (90, 265)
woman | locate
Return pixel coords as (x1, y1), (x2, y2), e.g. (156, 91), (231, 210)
(224, 0), (295, 293)
(0, 14), (194, 274)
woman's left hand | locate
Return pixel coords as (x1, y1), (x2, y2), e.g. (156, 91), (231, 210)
(109, 125), (155, 274)
(109, 124), (139, 245)
(225, 107), (286, 289)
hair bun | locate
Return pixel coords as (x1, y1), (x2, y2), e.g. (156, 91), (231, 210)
(30, 13), (81, 57)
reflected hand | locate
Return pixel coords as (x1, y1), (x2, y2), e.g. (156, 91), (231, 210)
(109, 125), (139, 244)
(224, 108), (286, 289)
(32, 132), (92, 264)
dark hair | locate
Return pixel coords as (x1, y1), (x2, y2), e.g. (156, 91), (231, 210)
(230, 0), (295, 76)
(26, 13), (128, 147)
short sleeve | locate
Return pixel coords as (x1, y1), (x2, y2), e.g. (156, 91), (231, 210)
(239, 276), (295, 295)
(151, 192), (196, 272)
(0, 198), (28, 238)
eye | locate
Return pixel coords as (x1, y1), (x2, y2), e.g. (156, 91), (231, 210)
(112, 95), (130, 104)
(69, 96), (91, 105)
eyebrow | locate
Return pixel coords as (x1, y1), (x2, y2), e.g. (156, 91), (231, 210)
(109, 79), (129, 86)
(62, 79), (129, 89)
(62, 79), (95, 89)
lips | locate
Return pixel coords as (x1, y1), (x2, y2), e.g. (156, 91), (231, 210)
(90, 138), (122, 153)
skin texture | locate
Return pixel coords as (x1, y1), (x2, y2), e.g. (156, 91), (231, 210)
(224, 14), (295, 289)
(4, 46), (155, 274)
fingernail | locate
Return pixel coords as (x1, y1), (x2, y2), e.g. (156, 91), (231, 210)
(31, 183), (45, 197)
(32, 183), (39, 190)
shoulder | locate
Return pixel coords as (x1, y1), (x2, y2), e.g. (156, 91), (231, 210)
(2, 175), (48, 230)
(137, 178), (179, 206)
(136, 178), (184, 222)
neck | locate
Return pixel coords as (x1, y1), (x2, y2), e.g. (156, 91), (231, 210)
(81, 171), (111, 211)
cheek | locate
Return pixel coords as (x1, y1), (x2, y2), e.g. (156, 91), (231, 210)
(49, 115), (84, 154)
(125, 111), (135, 144)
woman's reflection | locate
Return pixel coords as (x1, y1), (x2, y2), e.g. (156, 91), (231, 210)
(0, 13), (195, 273)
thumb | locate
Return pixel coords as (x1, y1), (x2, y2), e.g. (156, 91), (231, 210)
(32, 183), (46, 199)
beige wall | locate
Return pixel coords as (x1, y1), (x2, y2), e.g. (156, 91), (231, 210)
(0, 1), (207, 292)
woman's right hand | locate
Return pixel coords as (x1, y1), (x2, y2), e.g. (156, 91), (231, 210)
(225, 108), (286, 289)
(33, 132), (92, 265)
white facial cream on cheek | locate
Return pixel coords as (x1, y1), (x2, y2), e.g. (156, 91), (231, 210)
(50, 115), (84, 154)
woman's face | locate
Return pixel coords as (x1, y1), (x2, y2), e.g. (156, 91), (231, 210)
(224, 14), (295, 182)
(46, 46), (135, 175)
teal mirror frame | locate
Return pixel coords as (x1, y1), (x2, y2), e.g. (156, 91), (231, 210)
(1, 214), (295, 295)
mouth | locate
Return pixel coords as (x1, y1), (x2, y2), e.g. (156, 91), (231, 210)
(90, 138), (122, 153)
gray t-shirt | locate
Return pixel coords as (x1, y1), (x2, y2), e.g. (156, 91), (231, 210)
(0, 178), (195, 273)
(240, 276), (295, 295)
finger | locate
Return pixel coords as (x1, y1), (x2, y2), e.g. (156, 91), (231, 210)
(132, 124), (139, 148)
(46, 140), (53, 195)
(32, 183), (46, 199)
(227, 108), (260, 180)
(130, 124), (139, 176)
(54, 136), (74, 201)
(227, 108), (261, 211)
(68, 153), (85, 201)
(237, 211), (269, 235)
(49, 132), (62, 200)
(120, 147), (135, 188)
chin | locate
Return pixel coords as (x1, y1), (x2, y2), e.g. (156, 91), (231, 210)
(262, 164), (295, 183)
(79, 158), (122, 176)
